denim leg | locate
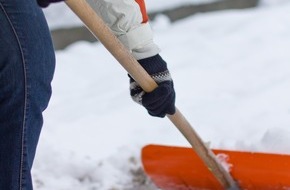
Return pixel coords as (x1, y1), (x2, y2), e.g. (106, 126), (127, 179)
(0, 0), (55, 189)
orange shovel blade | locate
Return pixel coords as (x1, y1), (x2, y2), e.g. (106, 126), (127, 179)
(142, 144), (290, 190)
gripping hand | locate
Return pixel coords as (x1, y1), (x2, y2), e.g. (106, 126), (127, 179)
(129, 54), (176, 118)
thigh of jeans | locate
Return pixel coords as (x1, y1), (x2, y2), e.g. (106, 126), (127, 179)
(0, 0), (55, 189)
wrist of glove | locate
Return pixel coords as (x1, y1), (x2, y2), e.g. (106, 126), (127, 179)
(37, 0), (64, 8)
(129, 54), (176, 118)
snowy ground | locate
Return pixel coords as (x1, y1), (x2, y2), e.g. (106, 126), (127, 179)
(34, 1), (290, 189)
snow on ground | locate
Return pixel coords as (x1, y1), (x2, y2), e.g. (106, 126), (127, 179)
(34, 1), (290, 190)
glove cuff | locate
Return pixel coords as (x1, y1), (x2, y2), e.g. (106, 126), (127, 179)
(129, 54), (172, 85)
(129, 54), (173, 104)
(138, 54), (168, 74)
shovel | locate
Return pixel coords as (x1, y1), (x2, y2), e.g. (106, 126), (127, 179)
(64, 0), (289, 189)
(142, 144), (290, 190)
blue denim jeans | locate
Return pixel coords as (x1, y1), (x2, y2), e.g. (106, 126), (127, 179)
(0, 0), (55, 189)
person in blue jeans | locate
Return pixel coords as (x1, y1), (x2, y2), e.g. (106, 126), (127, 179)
(0, 0), (175, 189)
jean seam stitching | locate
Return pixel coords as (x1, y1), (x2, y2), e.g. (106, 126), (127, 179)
(0, 3), (28, 190)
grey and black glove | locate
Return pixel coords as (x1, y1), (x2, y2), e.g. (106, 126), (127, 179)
(129, 54), (176, 118)
(37, 0), (64, 8)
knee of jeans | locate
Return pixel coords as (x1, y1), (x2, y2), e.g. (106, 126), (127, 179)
(22, 39), (56, 165)
(28, 44), (56, 113)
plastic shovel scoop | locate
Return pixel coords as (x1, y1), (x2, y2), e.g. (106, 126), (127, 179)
(142, 144), (290, 190)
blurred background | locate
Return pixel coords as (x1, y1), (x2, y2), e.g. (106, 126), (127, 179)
(44, 0), (284, 50)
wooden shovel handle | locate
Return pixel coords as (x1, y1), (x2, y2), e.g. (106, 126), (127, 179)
(65, 0), (239, 189)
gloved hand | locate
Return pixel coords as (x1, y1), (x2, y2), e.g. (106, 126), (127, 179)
(129, 54), (176, 118)
(37, 0), (64, 8)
